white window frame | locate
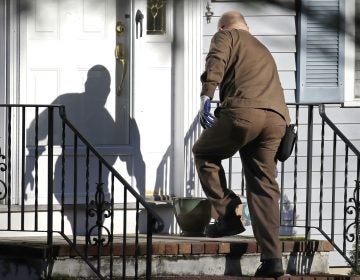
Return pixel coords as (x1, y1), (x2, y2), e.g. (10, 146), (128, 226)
(344, 0), (360, 106)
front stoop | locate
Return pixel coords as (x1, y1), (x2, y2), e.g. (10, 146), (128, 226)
(0, 235), (349, 279)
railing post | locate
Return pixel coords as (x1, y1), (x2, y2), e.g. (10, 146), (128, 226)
(305, 105), (314, 240)
(146, 212), (153, 280)
(355, 178), (360, 272)
(47, 107), (54, 258)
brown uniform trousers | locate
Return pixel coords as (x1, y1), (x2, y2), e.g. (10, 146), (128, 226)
(192, 107), (286, 260)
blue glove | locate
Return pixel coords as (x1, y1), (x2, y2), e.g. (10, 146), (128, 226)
(199, 95), (215, 129)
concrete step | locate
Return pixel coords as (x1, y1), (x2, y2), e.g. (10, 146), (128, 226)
(0, 235), (340, 279)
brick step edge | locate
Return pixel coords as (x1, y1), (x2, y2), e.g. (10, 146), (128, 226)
(57, 240), (334, 257)
(127, 275), (360, 280)
(0, 240), (334, 258)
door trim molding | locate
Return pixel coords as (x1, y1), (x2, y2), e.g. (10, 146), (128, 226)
(0, 1), (6, 105)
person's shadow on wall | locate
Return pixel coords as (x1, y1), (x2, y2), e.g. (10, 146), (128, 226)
(25, 64), (145, 236)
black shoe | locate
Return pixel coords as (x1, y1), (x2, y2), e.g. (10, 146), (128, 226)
(254, 259), (284, 277)
(205, 215), (245, 238)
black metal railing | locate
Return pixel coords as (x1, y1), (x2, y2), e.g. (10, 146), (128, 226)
(317, 104), (360, 273)
(0, 104), (164, 279)
(277, 103), (360, 273)
(190, 102), (360, 273)
(1, 102), (360, 275)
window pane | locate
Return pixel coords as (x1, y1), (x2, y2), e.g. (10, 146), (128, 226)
(147, 0), (166, 35)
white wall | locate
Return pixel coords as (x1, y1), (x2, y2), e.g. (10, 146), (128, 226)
(197, 1), (297, 202)
(202, 2), (296, 103)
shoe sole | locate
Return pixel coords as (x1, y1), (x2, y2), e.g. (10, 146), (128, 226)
(205, 225), (245, 238)
(254, 272), (284, 278)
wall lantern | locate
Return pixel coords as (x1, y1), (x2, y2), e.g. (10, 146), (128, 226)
(205, 2), (214, 24)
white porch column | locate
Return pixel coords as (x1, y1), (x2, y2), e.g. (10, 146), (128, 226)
(173, 0), (203, 197)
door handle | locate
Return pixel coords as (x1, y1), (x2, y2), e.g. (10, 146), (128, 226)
(115, 43), (127, 96)
(135, 10), (144, 39)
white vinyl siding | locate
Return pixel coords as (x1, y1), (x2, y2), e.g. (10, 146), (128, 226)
(200, 1), (297, 215)
(202, 2), (297, 103)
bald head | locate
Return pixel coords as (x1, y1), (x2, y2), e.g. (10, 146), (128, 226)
(218, 11), (249, 32)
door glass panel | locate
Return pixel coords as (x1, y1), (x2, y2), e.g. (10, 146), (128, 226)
(147, 0), (166, 35)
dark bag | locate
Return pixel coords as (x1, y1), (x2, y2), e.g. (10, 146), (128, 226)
(277, 124), (297, 162)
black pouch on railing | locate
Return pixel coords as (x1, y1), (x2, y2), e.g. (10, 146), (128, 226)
(277, 124), (297, 162)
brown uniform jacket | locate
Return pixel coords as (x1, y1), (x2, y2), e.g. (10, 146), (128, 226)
(201, 29), (291, 124)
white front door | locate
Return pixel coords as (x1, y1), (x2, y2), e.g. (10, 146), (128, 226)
(20, 0), (130, 144)
(18, 0), (134, 206)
